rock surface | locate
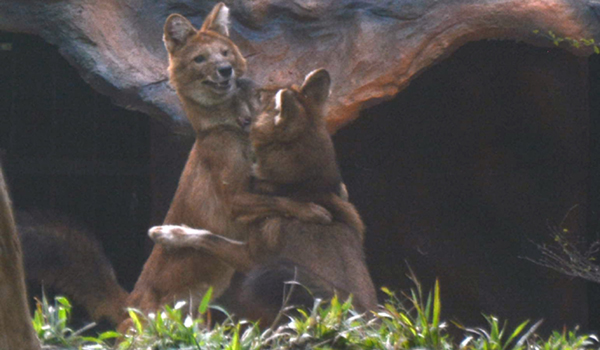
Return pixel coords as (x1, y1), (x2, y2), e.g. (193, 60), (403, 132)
(0, 0), (598, 132)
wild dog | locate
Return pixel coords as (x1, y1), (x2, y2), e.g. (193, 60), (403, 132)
(17, 210), (128, 325)
(150, 70), (378, 325)
(126, 3), (331, 321)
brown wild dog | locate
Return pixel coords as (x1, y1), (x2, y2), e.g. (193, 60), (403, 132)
(17, 210), (128, 325)
(126, 3), (332, 322)
(150, 69), (378, 325)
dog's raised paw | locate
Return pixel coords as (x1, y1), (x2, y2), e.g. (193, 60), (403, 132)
(149, 225), (213, 247)
(148, 225), (174, 243)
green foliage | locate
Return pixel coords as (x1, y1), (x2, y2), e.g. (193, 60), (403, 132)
(533, 30), (600, 54)
(532, 328), (599, 350)
(529, 223), (600, 284)
(116, 286), (262, 349)
(32, 281), (599, 350)
(31, 293), (104, 348)
(377, 274), (450, 349)
(263, 295), (374, 349)
(455, 316), (541, 350)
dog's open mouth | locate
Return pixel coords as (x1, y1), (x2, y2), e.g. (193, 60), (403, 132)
(203, 79), (232, 92)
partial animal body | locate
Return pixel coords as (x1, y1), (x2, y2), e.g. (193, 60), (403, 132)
(127, 3), (330, 320)
(0, 167), (40, 349)
(17, 211), (128, 325)
(151, 70), (378, 325)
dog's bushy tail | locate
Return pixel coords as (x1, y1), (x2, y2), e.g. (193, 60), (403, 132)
(17, 210), (128, 325)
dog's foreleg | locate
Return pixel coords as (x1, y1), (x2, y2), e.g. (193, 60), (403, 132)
(149, 225), (255, 273)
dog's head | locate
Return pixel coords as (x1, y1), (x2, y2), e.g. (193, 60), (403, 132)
(253, 69), (331, 143)
(164, 3), (247, 106)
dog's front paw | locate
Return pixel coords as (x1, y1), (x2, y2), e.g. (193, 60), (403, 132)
(149, 225), (212, 248)
(148, 225), (186, 244)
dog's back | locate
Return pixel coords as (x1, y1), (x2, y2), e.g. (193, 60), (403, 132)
(242, 219), (375, 318)
(239, 70), (377, 319)
(250, 69), (365, 235)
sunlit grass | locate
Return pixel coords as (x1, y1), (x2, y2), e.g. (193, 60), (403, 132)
(33, 278), (598, 350)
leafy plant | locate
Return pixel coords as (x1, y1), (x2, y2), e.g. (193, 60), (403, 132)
(119, 287), (209, 349)
(266, 295), (373, 349)
(533, 30), (600, 54)
(455, 316), (541, 350)
(31, 293), (112, 348)
(527, 206), (600, 285)
(531, 327), (599, 350)
(31, 280), (600, 350)
(375, 271), (450, 349)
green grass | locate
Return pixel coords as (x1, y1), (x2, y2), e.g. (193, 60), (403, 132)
(33, 279), (599, 350)
(32, 293), (108, 348)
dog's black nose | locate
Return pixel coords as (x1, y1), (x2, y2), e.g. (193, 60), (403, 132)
(218, 66), (233, 78)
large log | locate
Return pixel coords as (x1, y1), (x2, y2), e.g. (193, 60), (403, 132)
(0, 165), (39, 349)
(0, 0), (597, 132)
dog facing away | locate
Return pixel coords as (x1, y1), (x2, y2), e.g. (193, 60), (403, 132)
(150, 69), (378, 325)
(126, 3), (332, 322)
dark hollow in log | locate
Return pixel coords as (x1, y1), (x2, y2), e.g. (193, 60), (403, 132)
(334, 40), (589, 331)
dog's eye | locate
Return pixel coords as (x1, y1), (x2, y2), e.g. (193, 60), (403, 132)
(194, 55), (206, 63)
(222, 50), (229, 57)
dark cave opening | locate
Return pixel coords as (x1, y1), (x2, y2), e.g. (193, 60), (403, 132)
(0, 32), (152, 291)
(335, 40), (591, 331)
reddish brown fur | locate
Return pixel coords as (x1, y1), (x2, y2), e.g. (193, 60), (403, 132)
(126, 3), (331, 327)
(249, 71), (365, 238)
(150, 70), (377, 325)
(18, 211), (128, 325)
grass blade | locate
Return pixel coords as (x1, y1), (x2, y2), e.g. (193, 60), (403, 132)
(433, 279), (441, 329)
(199, 287), (213, 314)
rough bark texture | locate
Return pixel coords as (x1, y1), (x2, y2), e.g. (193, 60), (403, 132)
(0, 165), (40, 350)
(0, 0), (598, 132)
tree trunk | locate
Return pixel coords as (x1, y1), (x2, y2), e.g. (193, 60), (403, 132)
(0, 0), (597, 132)
(0, 166), (40, 349)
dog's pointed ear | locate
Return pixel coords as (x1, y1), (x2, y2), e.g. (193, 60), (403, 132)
(300, 69), (331, 107)
(164, 14), (197, 53)
(200, 2), (230, 37)
(274, 89), (299, 127)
